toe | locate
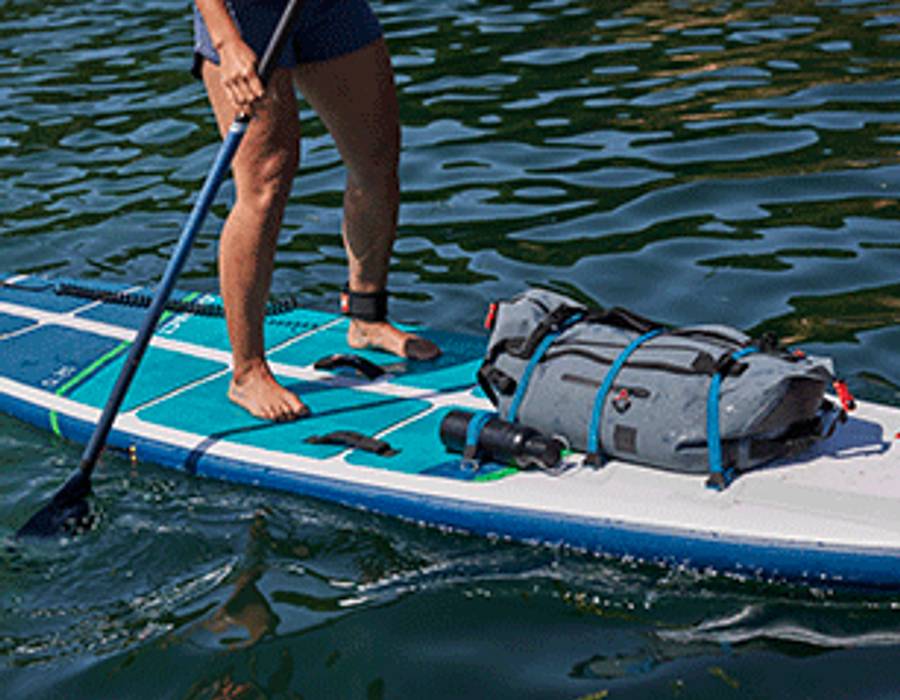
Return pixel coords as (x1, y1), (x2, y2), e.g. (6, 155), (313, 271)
(282, 395), (310, 421)
(404, 336), (441, 361)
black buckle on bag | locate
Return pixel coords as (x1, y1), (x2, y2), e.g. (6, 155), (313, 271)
(511, 305), (584, 359)
(713, 352), (750, 378)
(583, 452), (605, 469)
(754, 331), (780, 354)
(706, 468), (735, 491)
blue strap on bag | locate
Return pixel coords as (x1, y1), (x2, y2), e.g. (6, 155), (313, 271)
(706, 346), (758, 490)
(584, 329), (662, 467)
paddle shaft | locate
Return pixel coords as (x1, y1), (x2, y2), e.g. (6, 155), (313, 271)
(78, 0), (305, 473)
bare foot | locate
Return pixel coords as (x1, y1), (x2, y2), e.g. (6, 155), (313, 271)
(228, 359), (310, 421)
(347, 319), (441, 361)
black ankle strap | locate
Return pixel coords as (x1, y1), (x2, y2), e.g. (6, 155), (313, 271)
(340, 285), (388, 322)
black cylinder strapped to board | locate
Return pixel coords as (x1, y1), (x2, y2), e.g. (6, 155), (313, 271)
(439, 410), (564, 471)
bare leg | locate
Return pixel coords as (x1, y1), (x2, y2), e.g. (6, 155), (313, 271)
(202, 62), (309, 420)
(293, 40), (440, 360)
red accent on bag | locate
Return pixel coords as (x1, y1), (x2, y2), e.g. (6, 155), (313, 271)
(833, 380), (856, 412)
(484, 302), (498, 330)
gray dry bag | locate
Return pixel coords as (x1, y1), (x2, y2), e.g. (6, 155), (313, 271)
(477, 289), (846, 489)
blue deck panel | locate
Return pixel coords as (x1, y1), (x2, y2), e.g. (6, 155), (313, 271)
(0, 325), (123, 388)
(0, 312), (37, 336)
(0, 281), (89, 312)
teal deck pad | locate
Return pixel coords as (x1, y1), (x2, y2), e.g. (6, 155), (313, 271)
(152, 312), (233, 352)
(68, 345), (225, 413)
(390, 329), (486, 391)
(268, 317), (353, 368)
(74, 287), (331, 354)
(273, 323), (485, 391)
(344, 406), (454, 473)
(137, 374), (431, 460)
(391, 358), (482, 392)
(156, 305), (336, 354)
(75, 288), (213, 330)
(79, 300), (162, 330)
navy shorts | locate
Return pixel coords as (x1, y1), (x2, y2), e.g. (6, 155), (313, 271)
(192, 0), (383, 78)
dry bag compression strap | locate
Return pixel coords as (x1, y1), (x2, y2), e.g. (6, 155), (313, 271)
(706, 346), (758, 490)
(506, 309), (585, 422)
(477, 304), (591, 404)
(584, 329), (663, 467)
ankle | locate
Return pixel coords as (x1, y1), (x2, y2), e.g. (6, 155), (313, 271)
(349, 318), (386, 333)
(232, 357), (271, 385)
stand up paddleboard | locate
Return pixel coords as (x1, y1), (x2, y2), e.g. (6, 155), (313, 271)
(1, 275), (898, 587)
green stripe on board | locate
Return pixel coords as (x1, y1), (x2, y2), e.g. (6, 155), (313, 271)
(49, 340), (131, 436)
(474, 467), (518, 482)
(47, 291), (202, 436)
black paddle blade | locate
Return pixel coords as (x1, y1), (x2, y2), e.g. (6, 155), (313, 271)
(16, 468), (94, 538)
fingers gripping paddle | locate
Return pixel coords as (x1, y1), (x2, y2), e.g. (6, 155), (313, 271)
(16, 0), (305, 538)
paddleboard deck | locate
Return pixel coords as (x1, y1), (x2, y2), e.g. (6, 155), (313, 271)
(1, 275), (899, 587)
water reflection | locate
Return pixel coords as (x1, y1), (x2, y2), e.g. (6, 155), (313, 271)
(201, 513), (281, 650)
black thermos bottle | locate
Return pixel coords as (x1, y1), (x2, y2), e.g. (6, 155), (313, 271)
(439, 410), (563, 470)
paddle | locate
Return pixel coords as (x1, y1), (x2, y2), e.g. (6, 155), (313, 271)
(16, 0), (306, 538)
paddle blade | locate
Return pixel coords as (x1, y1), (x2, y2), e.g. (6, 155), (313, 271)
(16, 468), (93, 538)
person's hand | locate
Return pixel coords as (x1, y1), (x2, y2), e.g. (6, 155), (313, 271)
(217, 37), (264, 113)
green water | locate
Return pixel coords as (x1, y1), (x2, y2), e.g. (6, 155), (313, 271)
(1, 0), (899, 697)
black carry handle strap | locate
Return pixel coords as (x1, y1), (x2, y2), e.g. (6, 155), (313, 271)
(306, 431), (397, 456)
(313, 353), (386, 380)
(583, 306), (660, 335)
(476, 363), (499, 405)
(510, 304), (585, 359)
(511, 304), (660, 360)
